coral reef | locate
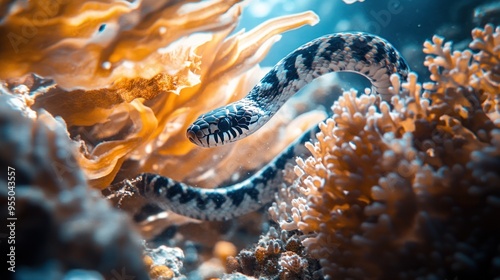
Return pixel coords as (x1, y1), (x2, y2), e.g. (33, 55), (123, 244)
(0, 87), (148, 279)
(0, 1), (324, 279)
(21, 2), (322, 191)
(2, 0), (500, 279)
(227, 226), (320, 279)
(1, 0), (323, 192)
(268, 24), (500, 279)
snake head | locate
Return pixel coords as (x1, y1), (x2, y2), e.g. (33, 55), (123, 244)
(186, 102), (262, 148)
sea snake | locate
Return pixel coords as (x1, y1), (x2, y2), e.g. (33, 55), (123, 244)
(105, 32), (409, 221)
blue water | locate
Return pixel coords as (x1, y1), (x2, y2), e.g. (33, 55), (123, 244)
(237, 0), (495, 79)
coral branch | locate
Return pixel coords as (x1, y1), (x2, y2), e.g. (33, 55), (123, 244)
(270, 24), (500, 279)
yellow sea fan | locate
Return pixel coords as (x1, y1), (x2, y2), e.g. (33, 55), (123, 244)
(127, 11), (322, 188)
(0, 0), (244, 90)
(2, 0), (321, 189)
(28, 6), (319, 188)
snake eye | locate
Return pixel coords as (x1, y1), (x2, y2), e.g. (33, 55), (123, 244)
(217, 117), (231, 132)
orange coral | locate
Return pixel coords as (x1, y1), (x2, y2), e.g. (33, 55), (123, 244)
(0, 0), (244, 90)
(2, 0), (322, 189)
(424, 24), (500, 122)
(269, 24), (500, 279)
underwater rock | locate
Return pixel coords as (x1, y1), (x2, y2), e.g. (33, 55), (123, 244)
(0, 89), (148, 279)
(474, 1), (500, 27)
(144, 245), (186, 280)
(221, 272), (257, 280)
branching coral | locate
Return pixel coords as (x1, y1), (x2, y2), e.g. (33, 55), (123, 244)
(269, 24), (500, 279)
(424, 24), (500, 122)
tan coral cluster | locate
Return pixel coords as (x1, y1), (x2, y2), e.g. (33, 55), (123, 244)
(269, 24), (500, 279)
(227, 226), (319, 279)
(1, 0), (323, 190)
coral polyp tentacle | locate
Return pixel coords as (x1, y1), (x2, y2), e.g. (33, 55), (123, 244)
(106, 32), (409, 221)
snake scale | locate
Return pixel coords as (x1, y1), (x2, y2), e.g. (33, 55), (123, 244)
(106, 32), (409, 221)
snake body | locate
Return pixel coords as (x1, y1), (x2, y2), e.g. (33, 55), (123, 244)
(108, 32), (409, 221)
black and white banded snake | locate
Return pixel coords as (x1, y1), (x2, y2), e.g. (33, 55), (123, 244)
(104, 32), (409, 221)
